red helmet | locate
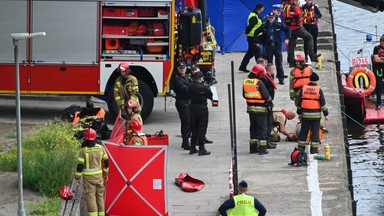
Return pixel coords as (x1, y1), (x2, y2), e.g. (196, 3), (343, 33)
(119, 62), (129, 72)
(294, 53), (305, 62)
(125, 99), (138, 109)
(251, 64), (266, 76)
(129, 119), (143, 132)
(84, 128), (97, 141)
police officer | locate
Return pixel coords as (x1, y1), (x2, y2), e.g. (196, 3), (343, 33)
(243, 64), (273, 155)
(239, 3), (264, 73)
(255, 12), (291, 84)
(172, 61), (192, 150)
(113, 62), (140, 118)
(218, 180), (267, 216)
(188, 71), (213, 156)
(75, 128), (109, 216)
(296, 72), (328, 154)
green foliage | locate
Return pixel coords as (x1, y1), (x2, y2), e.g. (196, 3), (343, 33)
(28, 196), (61, 216)
(0, 147), (17, 171)
(20, 119), (80, 197)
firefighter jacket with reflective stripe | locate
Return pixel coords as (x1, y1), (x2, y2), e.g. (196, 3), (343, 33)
(114, 75), (140, 110)
(125, 113), (143, 139)
(228, 194), (258, 216)
(296, 82), (328, 119)
(302, 4), (322, 25)
(75, 144), (109, 178)
(282, 3), (302, 30)
(246, 12), (262, 37)
(289, 66), (312, 99)
(126, 133), (148, 145)
(243, 78), (271, 114)
(301, 85), (321, 109)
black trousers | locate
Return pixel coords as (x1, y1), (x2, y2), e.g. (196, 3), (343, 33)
(374, 67), (383, 106)
(239, 37), (262, 70)
(288, 27), (315, 66)
(249, 112), (268, 144)
(298, 118), (320, 145)
(190, 104), (209, 149)
(265, 44), (285, 82)
(304, 25), (319, 56)
(176, 99), (190, 140)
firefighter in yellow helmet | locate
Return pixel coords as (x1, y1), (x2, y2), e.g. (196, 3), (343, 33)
(75, 128), (109, 216)
(113, 62), (141, 118)
(218, 180), (267, 216)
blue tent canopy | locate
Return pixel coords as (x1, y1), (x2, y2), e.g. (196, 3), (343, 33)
(207, 0), (283, 52)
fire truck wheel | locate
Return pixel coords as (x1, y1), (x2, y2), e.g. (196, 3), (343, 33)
(137, 80), (154, 121)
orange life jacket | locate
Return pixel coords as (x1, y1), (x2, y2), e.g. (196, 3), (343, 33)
(301, 85), (321, 109)
(293, 66), (311, 89)
(243, 78), (266, 104)
(303, 5), (317, 25)
(126, 133), (148, 145)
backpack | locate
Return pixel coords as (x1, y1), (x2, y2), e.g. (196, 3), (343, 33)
(289, 147), (308, 167)
(61, 104), (83, 122)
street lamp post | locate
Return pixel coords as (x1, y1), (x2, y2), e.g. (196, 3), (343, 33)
(10, 32), (46, 216)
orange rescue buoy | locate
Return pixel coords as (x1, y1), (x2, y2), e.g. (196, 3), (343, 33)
(347, 67), (376, 96)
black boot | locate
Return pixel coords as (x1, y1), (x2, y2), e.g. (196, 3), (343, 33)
(189, 143), (198, 154)
(267, 142), (277, 149)
(181, 139), (190, 150)
(249, 144), (259, 154)
(198, 146), (211, 156)
(259, 146), (269, 155)
(310, 147), (319, 154)
(204, 138), (213, 144)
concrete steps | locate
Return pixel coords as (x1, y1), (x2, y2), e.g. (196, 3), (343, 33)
(296, 30), (334, 50)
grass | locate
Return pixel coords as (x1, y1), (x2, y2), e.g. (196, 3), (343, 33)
(0, 119), (81, 213)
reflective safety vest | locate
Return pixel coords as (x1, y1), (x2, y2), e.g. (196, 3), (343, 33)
(243, 79), (265, 104)
(293, 67), (311, 89)
(303, 5), (317, 25)
(301, 85), (321, 109)
(246, 12), (262, 37)
(75, 144), (109, 178)
(114, 75), (141, 112)
(228, 194), (258, 216)
(126, 133), (148, 145)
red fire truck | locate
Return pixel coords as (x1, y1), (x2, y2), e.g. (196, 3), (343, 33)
(0, 0), (177, 120)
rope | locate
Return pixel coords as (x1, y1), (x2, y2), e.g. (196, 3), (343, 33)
(325, 99), (366, 129)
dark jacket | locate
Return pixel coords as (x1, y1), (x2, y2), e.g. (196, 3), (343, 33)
(188, 81), (212, 106)
(254, 21), (291, 47)
(172, 74), (191, 100)
(260, 75), (276, 100)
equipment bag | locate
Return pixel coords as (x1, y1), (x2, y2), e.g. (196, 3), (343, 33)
(175, 173), (205, 192)
(135, 24), (147, 36)
(147, 22), (166, 36)
(61, 104), (83, 122)
(289, 147), (308, 167)
(127, 21), (139, 36)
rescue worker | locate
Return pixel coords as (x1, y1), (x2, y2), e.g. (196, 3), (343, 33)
(75, 128), (109, 216)
(254, 12), (291, 85)
(188, 71), (213, 156)
(302, 0), (322, 59)
(243, 64), (273, 155)
(113, 62), (140, 118)
(282, 0), (321, 67)
(271, 109), (297, 141)
(289, 53), (313, 102)
(125, 119), (148, 145)
(373, 35), (384, 110)
(217, 180), (267, 216)
(124, 99), (143, 142)
(190, 64), (213, 144)
(257, 63), (277, 149)
(296, 72), (328, 154)
(172, 61), (192, 150)
(238, 3), (264, 73)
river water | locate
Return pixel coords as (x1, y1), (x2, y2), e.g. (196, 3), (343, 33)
(332, 1), (384, 215)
